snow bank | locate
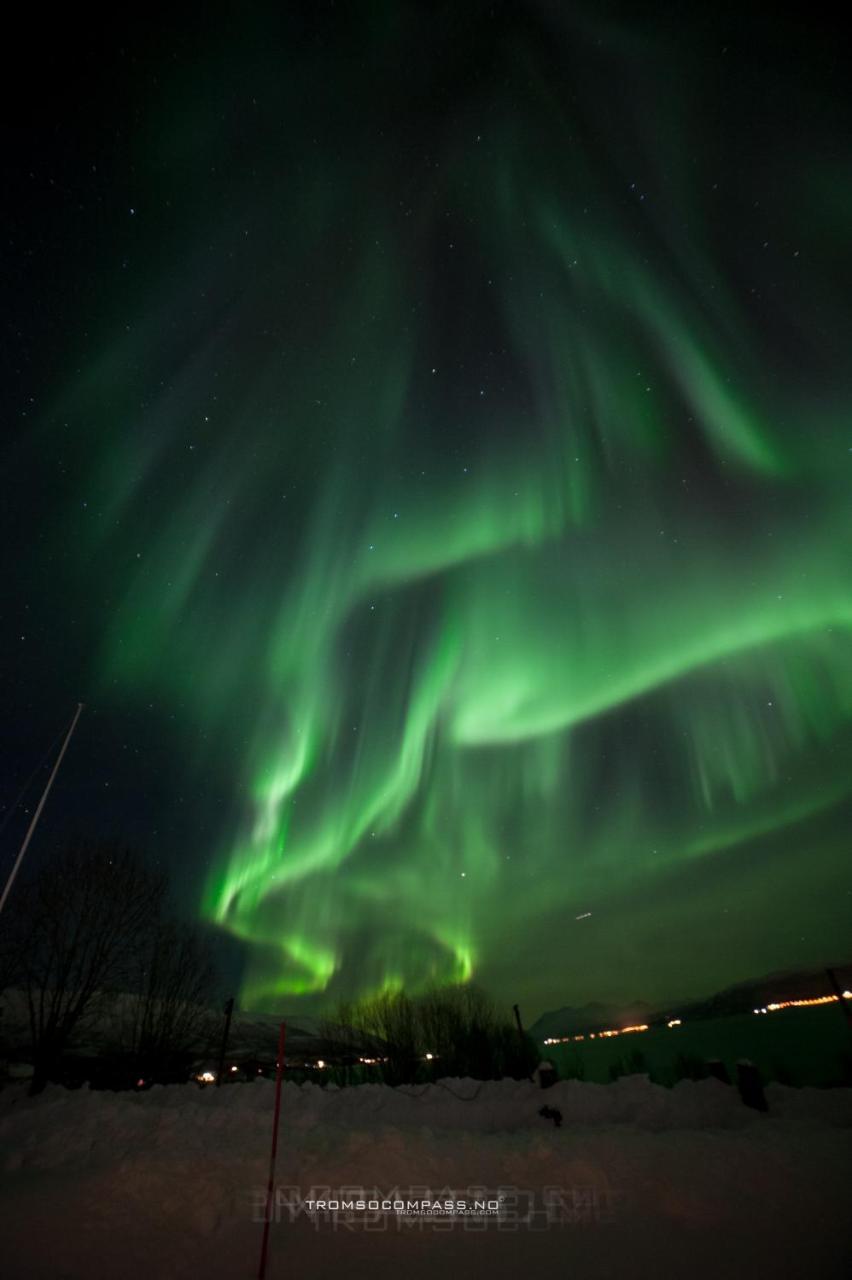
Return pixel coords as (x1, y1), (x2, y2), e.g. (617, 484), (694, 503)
(3, 1072), (851, 1176)
(1, 1076), (850, 1279)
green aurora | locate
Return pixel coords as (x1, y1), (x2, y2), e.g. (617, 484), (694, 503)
(36, 5), (852, 1014)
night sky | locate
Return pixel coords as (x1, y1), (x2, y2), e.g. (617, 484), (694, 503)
(3, 2), (851, 1019)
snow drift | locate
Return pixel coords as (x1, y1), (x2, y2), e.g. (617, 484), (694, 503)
(1, 1075), (850, 1278)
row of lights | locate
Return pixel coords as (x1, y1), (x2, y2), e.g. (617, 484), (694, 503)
(753, 991), (852, 1014)
(544, 988), (852, 1044)
(195, 1064), (266, 1084)
(198, 1053), (436, 1079)
(316, 1055), (438, 1067)
(544, 1022), (653, 1046)
(596, 1023), (650, 1040)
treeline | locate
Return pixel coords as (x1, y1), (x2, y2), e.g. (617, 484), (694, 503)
(328, 984), (540, 1085)
(0, 840), (219, 1093)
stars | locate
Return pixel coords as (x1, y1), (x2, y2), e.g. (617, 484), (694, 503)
(5, 10), (848, 1033)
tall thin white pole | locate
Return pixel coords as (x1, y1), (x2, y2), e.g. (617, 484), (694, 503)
(0, 702), (84, 919)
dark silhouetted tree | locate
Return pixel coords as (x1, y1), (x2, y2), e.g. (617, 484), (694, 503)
(7, 841), (164, 1092)
(118, 918), (216, 1073)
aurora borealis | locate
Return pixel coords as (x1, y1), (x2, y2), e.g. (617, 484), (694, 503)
(5, 3), (852, 1017)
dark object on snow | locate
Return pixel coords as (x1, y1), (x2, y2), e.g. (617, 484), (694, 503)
(539, 1104), (562, 1128)
(706, 1059), (731, 1085)
(535, 1059), (558, 1089)
(737, 1060), (768, 1112)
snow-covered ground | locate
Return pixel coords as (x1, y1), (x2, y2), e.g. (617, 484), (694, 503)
(1, 1074), (850, 1278)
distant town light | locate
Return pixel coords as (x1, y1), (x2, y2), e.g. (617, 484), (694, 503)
(752, 993), (847, 1014)
(544, 988), (852, 1045)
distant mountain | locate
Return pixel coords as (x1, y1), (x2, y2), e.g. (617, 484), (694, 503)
(529, 1000), (656, 1040)
(227, 1009), (387, 1062)
(529, 961), (852, 1041)
(672, 962), (852, 1022)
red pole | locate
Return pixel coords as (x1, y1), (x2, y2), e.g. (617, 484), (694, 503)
(258, 1021), (287, 1280)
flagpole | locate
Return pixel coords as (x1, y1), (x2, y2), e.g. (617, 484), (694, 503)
(0, 702), (84, 918)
